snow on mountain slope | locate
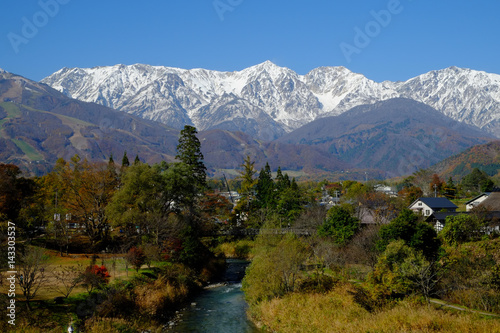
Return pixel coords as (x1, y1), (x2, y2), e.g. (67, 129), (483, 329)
(41, 62), (500, 139)
(398, 67), (500, 132)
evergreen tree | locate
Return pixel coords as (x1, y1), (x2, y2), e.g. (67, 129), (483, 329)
(256, 162), (275, 208)
(276, 167), (291, 192)
(121, 151), (130, 168)
(443, 177), (457, 199)
(376, 208), (440, 260)
(318, 205), (360, 245)
(176, 125), (207, 190)
(276, 177), (303, 223)
(462, 168), (494, 193)
(134, 155), (141, 165)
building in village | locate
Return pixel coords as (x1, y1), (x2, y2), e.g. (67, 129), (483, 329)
(408, 197), (458, 217)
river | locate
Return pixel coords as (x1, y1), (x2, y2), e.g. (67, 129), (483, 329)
(168, 259), (261, 333)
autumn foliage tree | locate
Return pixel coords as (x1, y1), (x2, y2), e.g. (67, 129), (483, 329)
(80, 264), (110, 294)
(429, 174), (445, 196)
(126, 246), (146, 272)
(233, 155), (258, 224)
(398, 185), (423, 207)
(106, 162), (196, 245)
(52, 156), (119, 249)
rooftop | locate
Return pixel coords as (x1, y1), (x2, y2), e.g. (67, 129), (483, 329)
(412, 197), (458, 209)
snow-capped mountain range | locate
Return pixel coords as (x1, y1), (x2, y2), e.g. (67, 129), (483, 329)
(41, 61), (500, 140)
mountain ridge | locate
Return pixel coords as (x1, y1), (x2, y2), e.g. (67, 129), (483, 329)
(0, 69), (363, 177)
(42, 61), (500, 139)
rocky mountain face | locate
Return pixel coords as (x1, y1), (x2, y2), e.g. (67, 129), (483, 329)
(0, 69), (359, 177)
(42, 62), (500, 139)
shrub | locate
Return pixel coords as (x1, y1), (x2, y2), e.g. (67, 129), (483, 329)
(297, 273), (337, 294)
(79, 264), (110, 294)
(253, 286), (500, 333)
(242, 233), (309, 305)
(95, 283), (136, 318)
(126, 246), (146, 272)
(84, 318), (140, 333)
(215, 240), (254, 258)
(439, 213), (484, 245)
(368, 240), (439, 301)
(134, 275), (189, 318)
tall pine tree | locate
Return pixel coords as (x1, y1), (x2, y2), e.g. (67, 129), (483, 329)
(256, 162), (275, 208)
(121, 151), (130, 168)
(176, 125), (207, 190)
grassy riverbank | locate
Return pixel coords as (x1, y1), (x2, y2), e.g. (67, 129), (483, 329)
(249, 283), (500, 333)
(241, 229), (500, 333)
(1, 247), (225, 333)
(213, 239), (255, 259)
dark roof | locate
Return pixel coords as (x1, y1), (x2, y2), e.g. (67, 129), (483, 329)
(426, 212), (466, 223)
(415, 197), (458, 209)
(427, 211), (500, 226)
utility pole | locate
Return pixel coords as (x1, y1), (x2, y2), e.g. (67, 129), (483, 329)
(434, 184), (437, 198)
(222, 174), (233, 204)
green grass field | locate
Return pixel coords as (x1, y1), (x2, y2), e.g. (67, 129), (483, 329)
(0, 102), (21, 127)
(11, 138), (44, 161)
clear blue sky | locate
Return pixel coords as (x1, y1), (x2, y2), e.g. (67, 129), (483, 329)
(1, 0), (499, 82)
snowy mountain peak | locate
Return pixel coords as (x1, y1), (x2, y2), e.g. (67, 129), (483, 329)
(41, 62), (500, 139)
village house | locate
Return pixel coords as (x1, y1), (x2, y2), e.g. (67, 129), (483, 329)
(465, 192), (491, 211)
(477, 192), (500, 211)
(408, 197), (458, 217)
(426, 211), (464, 231)
(426, 192), (500, 232)
(374, 184), (397, 197)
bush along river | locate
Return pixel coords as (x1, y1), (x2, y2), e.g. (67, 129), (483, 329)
(167, 259), (260, 332)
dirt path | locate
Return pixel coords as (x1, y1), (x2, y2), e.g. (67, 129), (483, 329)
(430, 299), (500, 317)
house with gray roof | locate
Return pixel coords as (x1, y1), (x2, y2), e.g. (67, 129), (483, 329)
(465, 193), (491, 211)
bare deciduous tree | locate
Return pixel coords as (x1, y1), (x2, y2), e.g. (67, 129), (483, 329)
(51, 264), (82, 298)
(17, 247), (49, 311)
